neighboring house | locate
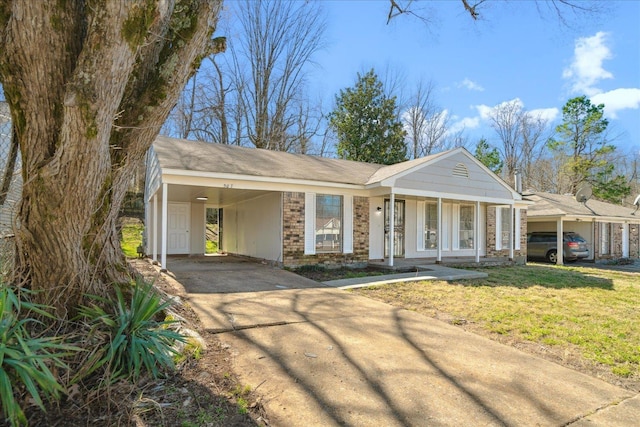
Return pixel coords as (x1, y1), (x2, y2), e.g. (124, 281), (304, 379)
(526, 192), (640, 263)
(144, 136), (529, 269)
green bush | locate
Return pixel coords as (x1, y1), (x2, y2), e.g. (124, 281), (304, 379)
(0, 286), (75, 427)
(77, 279), (185, 384)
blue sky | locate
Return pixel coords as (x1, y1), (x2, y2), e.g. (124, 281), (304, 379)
(309, 0), (640, 154)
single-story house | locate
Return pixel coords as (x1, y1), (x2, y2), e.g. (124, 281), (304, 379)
(525, 191), (640, 264)
(144, 136), (529, 269)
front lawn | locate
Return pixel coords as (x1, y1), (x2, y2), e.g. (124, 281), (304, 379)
(353, 264), (640, 390)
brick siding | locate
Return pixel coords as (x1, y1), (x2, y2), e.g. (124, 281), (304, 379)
(282, 192), (369, 268)
(485, 206), (527, 259)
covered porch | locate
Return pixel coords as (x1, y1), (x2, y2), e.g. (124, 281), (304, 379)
(367, 191), (524, 268)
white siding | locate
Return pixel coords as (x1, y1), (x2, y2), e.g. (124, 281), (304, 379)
(144, 148), (162, 201)
(369, 196), (385, 259)
(190, 203), (205, 254)
(224, 192), (282, 261)
(394, 152), (513, 200)
(409, 201), (486, 258)
(404, 199), (419, 258)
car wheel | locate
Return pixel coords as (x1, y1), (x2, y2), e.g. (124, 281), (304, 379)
(547, 250), (557, 263)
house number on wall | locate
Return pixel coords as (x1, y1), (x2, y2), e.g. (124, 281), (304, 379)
(223, 184), (233, 188)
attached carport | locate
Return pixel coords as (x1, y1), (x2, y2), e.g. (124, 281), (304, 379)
(526, 192), (640, 264)
(144, 181), (282, 270)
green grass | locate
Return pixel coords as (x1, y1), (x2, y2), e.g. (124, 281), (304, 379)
(205, 240), (218, 254)
(354, 264), (640, 380)
(120, 221), (143, 258)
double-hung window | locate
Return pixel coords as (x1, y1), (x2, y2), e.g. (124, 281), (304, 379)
(500, 207), (511, 249)
(459, 205), (475, 249)
(305, 193), (352, 255)
(424, 202), (438, 249)
(315, 194), (343, 253)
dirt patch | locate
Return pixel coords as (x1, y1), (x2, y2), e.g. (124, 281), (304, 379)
(19, 259), (268, 427)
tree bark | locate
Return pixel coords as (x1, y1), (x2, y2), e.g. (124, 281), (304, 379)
(0, 1), (221, 317)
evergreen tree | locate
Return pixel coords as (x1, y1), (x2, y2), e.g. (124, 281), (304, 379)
(329, 69), (406, 165)
(548, 96), (630, 203)
(474, 138), (503, 174)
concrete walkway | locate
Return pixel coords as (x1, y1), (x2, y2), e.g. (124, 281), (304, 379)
(164, 256), (638, 426)
(322, 264), (488, 289)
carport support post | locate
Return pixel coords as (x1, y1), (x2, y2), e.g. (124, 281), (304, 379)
(556, 218), (564, 265)
(388, 193), (395, 267)
(161, 183), (168, 271)
(437, 197), (442, 263)
(152, 194), (158, 263)
(509, 204), (514, 261)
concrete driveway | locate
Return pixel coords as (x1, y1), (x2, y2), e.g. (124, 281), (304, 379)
(166, 255), (638, 426)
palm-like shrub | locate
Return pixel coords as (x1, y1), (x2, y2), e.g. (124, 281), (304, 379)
(0, 286), (74, 427)
(77, 279), (185, 384)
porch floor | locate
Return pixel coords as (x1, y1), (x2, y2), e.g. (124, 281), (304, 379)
(368, 256), (518, 271)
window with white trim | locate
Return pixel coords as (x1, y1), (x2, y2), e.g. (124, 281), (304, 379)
(459, 205), (475, 249)
(496, 207), (520, 250)
(498, 208), (511, 249)
(424, 202), (438, 249)
(315, 194), (343, 253)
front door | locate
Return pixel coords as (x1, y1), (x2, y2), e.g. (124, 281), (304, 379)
(168, 202), (190, 254)
(384, 199), (405, 257)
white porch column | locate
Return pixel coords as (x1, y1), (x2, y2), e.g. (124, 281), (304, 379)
(437, 197), (442, 263)
(161, 183), (168, 271)
(152, 194), (158, 263)
(556, 218), (564, 265)
(388, 193), (395, 267)
(509, 204), (515, 260)
(475, 201), (480, 263)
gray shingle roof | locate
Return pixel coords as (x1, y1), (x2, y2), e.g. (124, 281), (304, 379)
(153, 135), (450, 186)
(525, 192), (640, 221)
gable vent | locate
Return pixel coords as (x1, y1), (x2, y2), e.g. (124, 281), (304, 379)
(452, 163), (469, 178)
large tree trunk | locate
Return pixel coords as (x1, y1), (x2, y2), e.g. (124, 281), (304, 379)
(0, 1), (222, 317)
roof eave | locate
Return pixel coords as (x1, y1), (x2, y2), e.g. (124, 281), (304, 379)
(160, 168), (367, 190)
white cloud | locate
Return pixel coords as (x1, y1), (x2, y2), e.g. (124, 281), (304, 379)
(529, 107), (560, 122)
(448, 116), (480, 135)
(563, 31), (613, 96)
(475, 98), (524, 121)
(591, 88), (640, 118)
(457, 78), (485, 92)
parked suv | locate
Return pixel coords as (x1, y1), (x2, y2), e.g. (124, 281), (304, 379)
(527, 231), (589, 263)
